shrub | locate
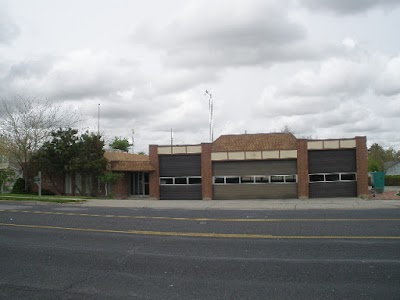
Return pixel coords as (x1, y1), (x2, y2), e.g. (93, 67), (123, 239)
(11, 178), (26, 194)
(385, 175), (400, 186)
(40, 189), (56, 196)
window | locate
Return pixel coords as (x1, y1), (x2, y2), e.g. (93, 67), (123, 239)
(341, 173), (356, 181)
(285, 175), (297, 183)
(255, 176), (269, 183)
(240, 176), (254, 184)
(214, 177), (225, 184)
(160, 178), (174, 184)
(188, 177), (202, 184)
(160, 177), (202, 185)
(175, 177), (187, 184)
(309, 173), (357, 183)
(226, 177), (240, 184)
(309, 174), (324, 182)
(213, 175), (297, 185)
(271, 175), (284, 183)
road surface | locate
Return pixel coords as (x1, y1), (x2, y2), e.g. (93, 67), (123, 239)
(0, 202), (399, 299)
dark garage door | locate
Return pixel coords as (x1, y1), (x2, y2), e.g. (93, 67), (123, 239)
(308, 150), (357, 198)
(159, 154), (202, 200)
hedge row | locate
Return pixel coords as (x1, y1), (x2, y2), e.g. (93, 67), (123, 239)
(384, 175), (400, 186)
(368, 175), (400, 186)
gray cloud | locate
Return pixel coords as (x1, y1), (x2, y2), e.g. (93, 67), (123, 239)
(133, 0), (332, 69)
(300, 0), (400, 14)
(0, 15), (19, 44)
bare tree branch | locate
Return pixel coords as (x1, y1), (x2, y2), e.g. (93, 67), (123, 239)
(0, 95), (80, 191)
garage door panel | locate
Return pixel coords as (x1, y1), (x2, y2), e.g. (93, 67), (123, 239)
(309, 182), (357, 198)
(213, 160), (297, 176)
(160, 185), (202, 200)
(309, 150), (356, 173)
(160, 155), (201, 177)
(214, 184), (297, 200)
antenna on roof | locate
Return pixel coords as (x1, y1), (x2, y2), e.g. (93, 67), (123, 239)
(205, 90), (214, 142)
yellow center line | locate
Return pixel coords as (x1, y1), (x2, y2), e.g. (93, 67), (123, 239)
(0, 209), (400, 222)
(0, 222), (399, 239)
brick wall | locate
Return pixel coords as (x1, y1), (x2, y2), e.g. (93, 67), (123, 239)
(149, 145), (160, 199)
(297, 139), (309, 199)
(201, 143), (213, 200)
(356, 136), (369, 197)
(111, 172), (129, 199)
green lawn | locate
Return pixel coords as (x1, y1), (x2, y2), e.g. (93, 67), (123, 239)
(0, 194), (93, 203)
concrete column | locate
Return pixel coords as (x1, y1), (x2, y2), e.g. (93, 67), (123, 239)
(149, 145), (160, 200)
(356, 136), (369, 197)
(201, 143), (213, 200)
(297, 139), (309, 199)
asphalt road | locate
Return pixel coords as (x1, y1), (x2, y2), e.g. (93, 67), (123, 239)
(0, 202), (399, 299)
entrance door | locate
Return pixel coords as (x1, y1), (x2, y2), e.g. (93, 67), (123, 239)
(131, 172), (149, 196)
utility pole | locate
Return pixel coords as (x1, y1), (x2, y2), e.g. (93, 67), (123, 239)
(205, 90), (214, 142)
(97, 104), (100, 135)
(131, 129), (135, 153)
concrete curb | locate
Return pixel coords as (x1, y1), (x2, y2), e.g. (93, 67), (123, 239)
(77, 198), (400, 210)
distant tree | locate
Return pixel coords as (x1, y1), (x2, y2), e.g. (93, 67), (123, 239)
(109, 137), (132, 152)
(368, 143), (400, 172)
(280, 125), (294, 134)
(0, 168), (15, 194)
(0, 96), (78, 192)
(137, 151), (146, 155)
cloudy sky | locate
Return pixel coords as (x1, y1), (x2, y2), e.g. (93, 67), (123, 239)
(1, 0), (400, 153)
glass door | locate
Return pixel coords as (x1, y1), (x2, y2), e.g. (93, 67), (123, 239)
(131, 172), (149, 196)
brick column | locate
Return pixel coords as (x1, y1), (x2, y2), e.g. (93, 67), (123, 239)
(149, 145), (160, 200)
(201, 143), (213, 200)
(297, 139), (309, 199)
(356, 136), (369, 197)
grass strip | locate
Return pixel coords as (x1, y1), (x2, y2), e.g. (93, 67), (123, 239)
(0, 194), (90, 203)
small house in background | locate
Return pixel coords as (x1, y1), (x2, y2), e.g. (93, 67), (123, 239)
(384, 161), (400, 175)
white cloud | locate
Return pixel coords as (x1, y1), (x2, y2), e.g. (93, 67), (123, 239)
(375, 56), (400, 96)
(1, 49), (143, 100)
(0, 10), (19, 44)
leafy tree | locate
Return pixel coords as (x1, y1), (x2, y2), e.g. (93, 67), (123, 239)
(11, 178), (26, 194)
(368, 143), (400, 172)
(0, 96), (78, 192)
(36, 129), (107, 196)
(99, 171), (123, 197)
(74, 132), (108, 195)
(36, 128), (80, 194)
(109, 137), (132, 152)
(0, 168), (15, 194)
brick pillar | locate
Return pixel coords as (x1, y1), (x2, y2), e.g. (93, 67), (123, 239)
(149, 145), (160, 200)
(356, 136), (368, 197)
(201, 143), (213, 200)
(297, 139), (309, 199)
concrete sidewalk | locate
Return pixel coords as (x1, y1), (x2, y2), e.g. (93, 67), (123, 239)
(78, 198), (400, 210)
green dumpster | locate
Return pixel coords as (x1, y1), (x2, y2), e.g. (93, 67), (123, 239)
(371, 172), (385, 193)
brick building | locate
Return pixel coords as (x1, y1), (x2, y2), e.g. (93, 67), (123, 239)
(41, 133), (368, 199)
(146, 133), (368, 200)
